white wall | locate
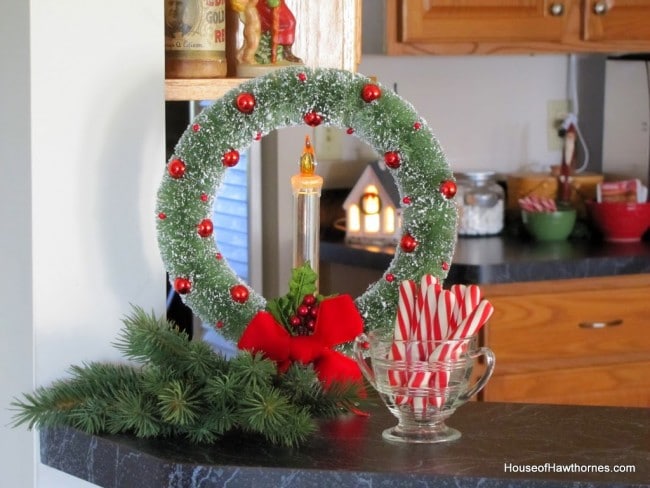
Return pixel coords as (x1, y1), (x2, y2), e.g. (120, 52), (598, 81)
(1, 1), (166, 487)
(358, 55), (569, 174)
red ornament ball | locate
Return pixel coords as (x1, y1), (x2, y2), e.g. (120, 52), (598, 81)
(168, 158), (186, 179)
(216, 321), (224, 329)
(346, 127), (355, 135)
(235, 92), (256, 114)
(402, 196), (412, 205)
(384, 151), (401, 169)
(361, 83), (381, 103)
(400, 233), (418, 253)
(222, 149), (240, 167)
(441, 261), (450, 271)
(439, 179), (458, 199)
(413, 121), (422, 131)
(192, 123), (201, 132)
(200, 193), (208, 202)
(385, 273), (395, 283)
(215, 252), (223, 260)
(174, 277), (192, 295)
(230, 284), (249, 303)
(197, 218), (214, 237)
(158, 212), (167, 220)
(297, 72), (307, 82)
(303, 111), (323, 127)
(254, 131), (262, 141)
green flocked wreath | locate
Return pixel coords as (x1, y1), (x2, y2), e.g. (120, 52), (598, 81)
(157, 66), (458, 342)
(11, 67), (459, 448)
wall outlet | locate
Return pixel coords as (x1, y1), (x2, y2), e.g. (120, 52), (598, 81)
(547, 99), (572, 151)
(314, 126), (343, 160)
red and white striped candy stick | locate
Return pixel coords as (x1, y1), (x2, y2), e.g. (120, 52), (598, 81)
(452, 299), (494, 342)
(389, 280), (417, 405)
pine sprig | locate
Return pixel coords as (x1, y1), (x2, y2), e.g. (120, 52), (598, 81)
(10, 307), (366, 447)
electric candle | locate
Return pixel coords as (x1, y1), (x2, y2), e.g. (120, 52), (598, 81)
(291, 136), (323, 285)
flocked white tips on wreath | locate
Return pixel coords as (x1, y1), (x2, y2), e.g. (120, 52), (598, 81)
(156, 66), (459, 343)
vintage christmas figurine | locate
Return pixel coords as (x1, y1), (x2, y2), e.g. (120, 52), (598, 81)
(231, 0), (303, 77)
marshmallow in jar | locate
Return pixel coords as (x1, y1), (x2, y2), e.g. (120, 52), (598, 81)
(455, 171), (504, 236)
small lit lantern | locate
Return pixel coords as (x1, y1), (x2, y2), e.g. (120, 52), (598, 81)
(343, 161), (401, 245)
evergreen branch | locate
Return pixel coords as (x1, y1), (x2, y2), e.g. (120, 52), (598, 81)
(228, 352), (277, 390)
(113, 306), (191, 367)
(237, 389), (315, 447)
(157, 380), (201, 426)
(105, 389), (161, 438)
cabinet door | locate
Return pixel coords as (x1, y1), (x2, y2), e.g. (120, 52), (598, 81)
(583, 0), (650, 41)
(399, 0), (570, 43)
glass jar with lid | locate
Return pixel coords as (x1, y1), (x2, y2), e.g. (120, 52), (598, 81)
(455, 171), (505, 236)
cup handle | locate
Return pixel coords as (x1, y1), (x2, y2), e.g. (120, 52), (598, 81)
(459, 346), (496, 402)
(353, 333), (376, 389)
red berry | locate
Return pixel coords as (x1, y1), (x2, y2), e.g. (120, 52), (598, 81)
(309, 306), (319, 318)
(289, 315), (302, 327)
(297, 305), (309, 317)
(302, 294), (316, 306)
(306, 319), (316, 331)
(168, 158), (186, 179)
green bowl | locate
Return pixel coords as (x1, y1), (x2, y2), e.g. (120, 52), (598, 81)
(521, 209), (577, 241)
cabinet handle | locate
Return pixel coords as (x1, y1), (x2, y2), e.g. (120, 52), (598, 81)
(593, 1), (609, 15)
(578, 319), (623, 329)
(549, 3), (564, 16)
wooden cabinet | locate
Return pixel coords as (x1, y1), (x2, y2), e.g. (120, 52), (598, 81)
(166, 0), (362, 101)
(387, 0), (650, 55)
(480, 274), (650, 407)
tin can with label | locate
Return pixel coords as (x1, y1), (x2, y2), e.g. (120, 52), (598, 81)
(165, 0), (227, 78)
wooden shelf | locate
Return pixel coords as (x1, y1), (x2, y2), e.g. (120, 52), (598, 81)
(165, 78), (246, 101)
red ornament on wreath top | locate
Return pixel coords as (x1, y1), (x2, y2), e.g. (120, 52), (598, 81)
(174, 277), (192, 295)
(303, 111), (323, 127)
(235, 92), (256, 114)
(361, 83), (381, 103)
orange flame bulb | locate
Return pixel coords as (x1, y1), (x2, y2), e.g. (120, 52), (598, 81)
(300, 135), (316, 176)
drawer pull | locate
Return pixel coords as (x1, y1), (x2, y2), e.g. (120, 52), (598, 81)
(579, 319), (623, 329)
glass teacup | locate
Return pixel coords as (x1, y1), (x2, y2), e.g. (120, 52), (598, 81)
(354, 331), (495, 443)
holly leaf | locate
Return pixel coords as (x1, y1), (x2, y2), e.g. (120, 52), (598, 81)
(266, 263), (318, 328)
(288, 262), (318, 310)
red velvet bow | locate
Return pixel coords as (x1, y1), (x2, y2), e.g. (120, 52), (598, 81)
(237, 294), (364, 389)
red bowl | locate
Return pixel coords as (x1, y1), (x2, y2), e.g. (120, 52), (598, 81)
(587, 201), (650, 243)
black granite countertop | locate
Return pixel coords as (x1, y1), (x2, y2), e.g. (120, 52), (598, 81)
(40, 401), (649, 488)
(321, 236), (650, 285)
